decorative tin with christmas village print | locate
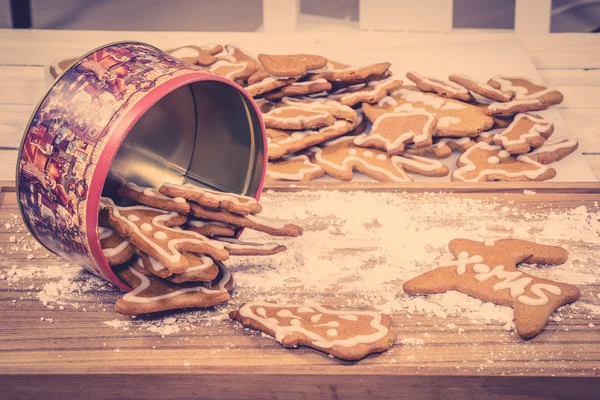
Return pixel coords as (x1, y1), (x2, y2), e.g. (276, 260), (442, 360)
(16, 42), (266, 290)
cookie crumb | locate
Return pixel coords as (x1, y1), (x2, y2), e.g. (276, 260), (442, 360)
(183, 360), (191, 366)
(27, 254), (34, 260)
(523, 190), (536, 196)
(589, 323), (595, 328)
(9, 236), (16, 243)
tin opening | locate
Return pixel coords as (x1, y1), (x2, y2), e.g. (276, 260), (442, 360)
(103, 80), (265, 199)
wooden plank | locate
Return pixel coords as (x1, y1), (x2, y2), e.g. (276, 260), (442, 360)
(561, 109), (600, 154)
(521, 35), (600, 70)
(262, 0), (299, 33)
(515, 0), (551, 34)
(0, 104), (32, 148)
(0, 66), (45, 105)
(0, 150), (17, 181)
(556, 87), (600, 109)
(359, 0), (454, 32)
(539, 69), (600, 87)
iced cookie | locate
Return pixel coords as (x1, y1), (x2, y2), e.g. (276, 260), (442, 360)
(213, 237), (287, 256)
(393, 154), (449, 177)
(258, 54), (328, 78)
(487, 76), (564, 106)
(246, 77), (296, 98)
(311, 136), (413, 182)
(102, 198), (229, 272)
(189, 203), (303, 237)
(328, 77), (403, 107)
(523, 138), (579, 165)
(98, 226), (135, 266)
(353, 104), (435, 155)
(262, 106), (336, 130)
(264, 79), (333, 101)
(230, 301), (396, 360)
(309, 61), (391, 85)
(406, 71), (474, 102)
(209, 60), (257, 82)
(486, 99), (549, 117)
(166, 44), (222, 66)
(137, 251), (219, 283)
(267, 120), (355, 160)
(405, 137), (475, 159)
(434, 99), (494, 137)
(493, 114), (554, 155)
(159, 183), (262, 215)
(403, 238), (580, 338)
(448, 74), (513, 102)
(266, 155), (325, 182)
(117, 182), (190, 214)
(277, 97), (358, 123)
(452, 142), (556, 182)
(49, 56), (78, 78)
(115, 259), (232, 315)
(186, 219), (237, 238)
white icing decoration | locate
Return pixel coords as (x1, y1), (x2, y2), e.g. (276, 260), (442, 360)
(266, 155), (322, 181)
(339, 315), (359, 321)
(297, 307), (316, 313)
(348, 149), (358, 156)
(102, 239), (130, 257)
(377, 96), (398, 107)
(256, 307), (267, 318)
(490, 76), (556, 100)
(528, 138), (578, 155)
(363, 151), (373, 158)
(437, 116), (461, 128)
(214, 237), (280, 251)
(409, 71), (470, 95)
(484, 239), (495, 246)
(315, 321), (340, 328)
(451, 73), (510, 100)
(141, 223), (153, 232)
(263, 106), (332, 125)
(440, 251), (484, 275)
(169, 47), (200, 59)
(394, 154), (445, 172)
(472, 263), (490, 273)
(209, 60), (248, 80)
(153, 231), (168, 240)
(127, 215), (140, 222)
(498, 150), (511, 158)
(518, 284), (562, 306)
(290, 319), (301, 326)
(488, 99), (541, 112)
(311, 314), (323, 323)
(493, 114), (552, 146)
(276, 309), (301, 319)
(390, 88), (445, 109)
(376, 154), (387, 161)
(162, 183), (256, 205)
(487, 156), (500, 164)
(441, 101), (467, 110)
(98, 226), (113, 241)
(326, 329), (338, 337)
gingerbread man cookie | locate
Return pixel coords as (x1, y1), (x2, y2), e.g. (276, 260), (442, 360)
(452, 142), (556, 182)
(159, 183), (262, 215)
(406, 71), (474, 102)
(487, 76), (564, 106)
(266, 155), (325, 182)
(230, 302), (396, 360)
(403, 238), (580, 338)
(493, 114), (554, 155)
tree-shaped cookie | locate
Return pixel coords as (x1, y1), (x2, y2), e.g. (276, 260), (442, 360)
(403, 238), (580, 338)
(493, 114), (554, 155)
(230, 301), (396, 360)
(452, 142), (556, 182)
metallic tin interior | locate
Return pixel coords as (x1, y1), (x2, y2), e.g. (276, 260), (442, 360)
(104, 81), (264, 199)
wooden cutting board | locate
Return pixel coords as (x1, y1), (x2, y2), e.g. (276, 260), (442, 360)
(1, 182), (599, 399)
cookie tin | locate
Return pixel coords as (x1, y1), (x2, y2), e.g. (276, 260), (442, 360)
(16, 41), (266, 290)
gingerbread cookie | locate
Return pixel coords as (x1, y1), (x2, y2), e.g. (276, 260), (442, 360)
(245, 77), (295, 98)
(264, 79), (333, 101)
(49, 56), (78, 78)
(487, 76), (564, 106)
(230, 302), (395, 360)
(406, 71), (474, 102)
(216, 44), (261, 70)
(186, 219), (237, 238)
(448, 74), (513, 102)
(117, 182), (190, 214)
(353, 104), (435, 155)
(267, 120), (355, 161)
(258, 54), (328, 78)
(166, 44), (222, 66)
(434, 100), (494, 137)
(277, 97), (358, 123)
(486, 99), (549, 117)
(209, 60), (256, 82)
(328, 77), (403, 107)
(213, 237), (286, 256)
(393, 154), (449, 177)
(262, 106), (336, 130)
(452, 142), (556, 182)
(493, 114), (554, 155)
(189, 203), (303, 237)
(523, 138), (579, 165)
(255, 99), (276, 114)
(159, 183), (262, 215)
(266, 155), (325, 182)
(98, 226), (135, 266)
(137, 251), (219, 283)
(405, 137), (475, 159)
(115, 258), (232, 315)
(102, 198), (229, 272)
(388, 87), (446, 113)
(311, 136), (412, 182)
(309, 62), (391, 85)
(403, 238), (580, 338)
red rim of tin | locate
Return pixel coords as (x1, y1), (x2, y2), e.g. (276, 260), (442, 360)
(16, 41), (267, 291)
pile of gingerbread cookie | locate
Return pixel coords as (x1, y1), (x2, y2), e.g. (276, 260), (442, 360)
(98, 181), (302, 315)
(166, 44), (579, 183)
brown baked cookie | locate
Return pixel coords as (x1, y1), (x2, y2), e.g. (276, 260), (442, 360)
(189, 203), (303, 237)
(405, 137), (475, 159)
(213, 237), (287, 256)
(262, 106), (336, 130)
(493, 114), (554, 155)
(393, 154), (449, 177)
(230, 301), (396, 361)
(159, 183), (262, 215)
(388, 87), (446, 113)
(267, 120), (355, 161)
(115, 258), (232, 315)
(452, 142), (556, 182)
(166, 44), (222, 66)
(476, 129), (501, 145)
(486, 99), (549, 117)
(353, 104), (436, 155)
(98, 226), (135, 266)
(328, 77), (403, 107)
(49, 57), (78, 78)
(264, 79), (333, 101)
(209, 60), (256, 82)
(117, 182), (190, 214)
(487, 76), (564, 106)
(216, 44), (261, 70)
(137, 251), (219, 283)
(277, 97), (358, 123)
(448, 74), (513, 102)
(266, 155), (325, 182)
(406, 71), (474, 102)
(434, 99), (494, 137)
(309, 61), (391, 85)
(246, 77), (296, 98)
(186, 219), (237, 237)
(102, 197), (229, 272)
(311, 136), (413, 182)
(523, 138), (579, 165)
(403, 238), (580, 338)
(255, 99), (276, 114)
(258, 54), (328, 78)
